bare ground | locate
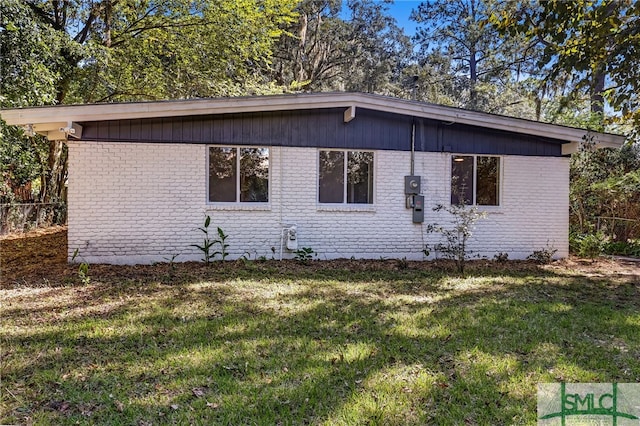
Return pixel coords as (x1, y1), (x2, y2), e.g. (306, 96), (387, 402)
(1, 226), (68, 286)
(1, 226), (638, 289)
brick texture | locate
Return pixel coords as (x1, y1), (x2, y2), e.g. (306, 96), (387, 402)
(67, 142), (569, 264)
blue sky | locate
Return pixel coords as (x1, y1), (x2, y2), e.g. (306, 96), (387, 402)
(385, 0), (421, 36)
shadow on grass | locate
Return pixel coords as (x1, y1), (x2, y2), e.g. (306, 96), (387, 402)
(2, 261), (639, 425)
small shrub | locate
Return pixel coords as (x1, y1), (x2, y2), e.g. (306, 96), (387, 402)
(527, 246), (558, 264)
(569, 232), (583, 255)
(396, 257), (409, 269)
(71, 248), (90, 285)
(191, 216), (215, 264)
(603, 240), (640, 257)
(576, 233), (606, 258)
(163, 253), (180, 267)
(425, 202), (487, 273)
(213, 226), (229, 261)
(191, 216), (230, 264)
(294, 247), (316, 262)
(239, 251), (254, 261)
(493, 252), (509, 263)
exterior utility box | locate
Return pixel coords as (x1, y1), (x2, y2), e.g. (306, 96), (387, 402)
(404, 176), (421, 194)
(412, 195), (424, 223)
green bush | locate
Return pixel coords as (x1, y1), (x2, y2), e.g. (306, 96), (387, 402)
(527, 246), (557, 264)
(603, 240), (640, 257)
(574, 233), (607, 258)
(571, 233), (640, 258)
(294, 247), (316, 263)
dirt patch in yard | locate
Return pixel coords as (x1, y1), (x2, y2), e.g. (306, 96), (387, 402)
(547, 256), (640, 279)
(1, 225), (638, 288)
(0, 226), (69, 286)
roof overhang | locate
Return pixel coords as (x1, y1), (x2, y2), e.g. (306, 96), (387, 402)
(0, 92), (626, 153)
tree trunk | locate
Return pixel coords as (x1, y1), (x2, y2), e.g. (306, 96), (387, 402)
(469, 48), (478, 109)
(591, 66), (605, 115)
(39, 140), (68, 204)
(590, 1), (614, 121)
(295, 12), (308, 83)
(104, 0), (112, 48)
(468, 0), (478, 110)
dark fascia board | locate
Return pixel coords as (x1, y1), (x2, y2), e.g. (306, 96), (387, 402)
(0, 92), (627, 151)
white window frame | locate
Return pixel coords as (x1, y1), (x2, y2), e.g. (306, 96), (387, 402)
(207, 145), (270, 205)
(451, 154), (502, 207)
(317, 149), (376, 206)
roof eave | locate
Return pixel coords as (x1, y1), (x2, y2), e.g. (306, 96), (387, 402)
(0, 93), (627, 148)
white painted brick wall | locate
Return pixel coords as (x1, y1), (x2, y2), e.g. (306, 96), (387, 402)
(67, 142), (569, 264)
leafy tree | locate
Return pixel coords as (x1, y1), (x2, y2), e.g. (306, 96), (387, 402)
(0, 125), (43, 202)
(14, 0), (298, 103)
(411, 0), (539, 114)
(570, 144), (640, 241)
(493, 0), (640, 130)
(492, 0), (640, 249)
(591, 169), (640, 241)
(270, 0), (411, 94)
(0, 120), (63, 204)
(339, 0), (411, 94)
(0, 0), (67, 204)
(397, 54), (458, 106)
(0, 0), (61, 107)
(70, 0), (298, 102)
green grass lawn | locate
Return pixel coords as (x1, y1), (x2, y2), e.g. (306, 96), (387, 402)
(1, 260), (639, 425)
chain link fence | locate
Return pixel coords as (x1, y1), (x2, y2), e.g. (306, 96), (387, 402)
(0, 203), (67, 235)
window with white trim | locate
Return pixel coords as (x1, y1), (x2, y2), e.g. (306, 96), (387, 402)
(208, 146), (269, 203)
(451, 155), (500, 206)
(319, 150), (374, 204)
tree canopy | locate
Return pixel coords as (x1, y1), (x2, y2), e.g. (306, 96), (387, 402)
(269, 0), (410, 94)
(1, 0), (298, 104)
(492, 0), (640, 130)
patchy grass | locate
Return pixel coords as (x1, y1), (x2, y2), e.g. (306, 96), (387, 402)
(1, 259), (639, 425)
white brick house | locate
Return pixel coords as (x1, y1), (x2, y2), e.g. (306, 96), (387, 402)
(1, 93), (625, 264)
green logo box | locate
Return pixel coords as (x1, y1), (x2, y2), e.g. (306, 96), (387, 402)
(538, 383), (640, 425)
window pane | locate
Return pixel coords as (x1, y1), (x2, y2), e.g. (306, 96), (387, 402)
(347, 151), (374, 204)
(319, 151), (344, 203)
(240, 148), (269, 202)
(209, 147), (236, 202)
(451, 155), (474, 205)
(476, 156), (499, 206)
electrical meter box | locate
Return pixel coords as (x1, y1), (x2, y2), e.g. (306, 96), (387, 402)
(404, 176), (421, 195)
(412, 195), (424, 223)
